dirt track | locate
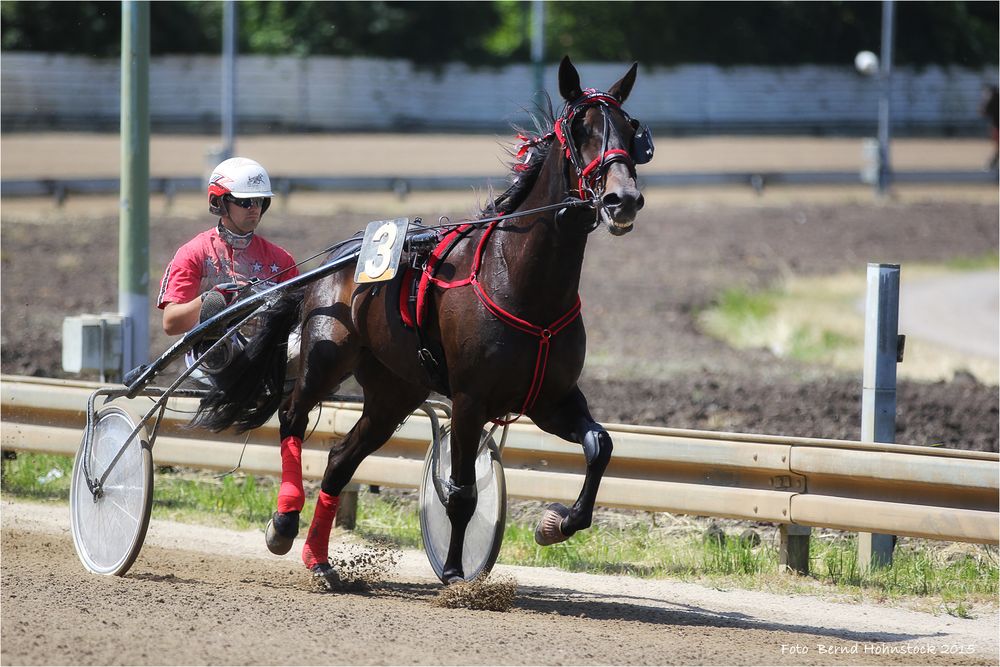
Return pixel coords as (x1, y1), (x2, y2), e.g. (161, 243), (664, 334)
(3, 500), (998, 667)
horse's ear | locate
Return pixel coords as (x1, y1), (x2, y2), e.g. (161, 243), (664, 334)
(608, 62), (638, 104)
(559, 55), (582, 102)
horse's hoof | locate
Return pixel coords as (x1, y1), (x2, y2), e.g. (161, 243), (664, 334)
(442, 569), (465, 585)
(534, 503), (571, 546)
(310, 562), (341, 591)
(265, 510), (299, 555)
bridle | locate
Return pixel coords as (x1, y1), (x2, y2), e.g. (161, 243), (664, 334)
(518, 89), (653, 203)
(557, 90), (636, 200)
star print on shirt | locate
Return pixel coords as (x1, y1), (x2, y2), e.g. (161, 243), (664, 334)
(269, 263), (280, 274)
(252, 261), (263, 274)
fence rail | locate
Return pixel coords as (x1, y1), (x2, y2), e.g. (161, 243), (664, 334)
(2, 169), (996, 203)
(2, 375), (996, 545)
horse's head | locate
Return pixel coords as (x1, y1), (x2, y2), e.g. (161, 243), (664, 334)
(556, 56), (651, 236)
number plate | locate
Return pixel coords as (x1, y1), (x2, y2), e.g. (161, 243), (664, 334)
(354, 218), (409, 284)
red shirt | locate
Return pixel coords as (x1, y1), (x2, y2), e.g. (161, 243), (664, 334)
(157, 227), (298, 308)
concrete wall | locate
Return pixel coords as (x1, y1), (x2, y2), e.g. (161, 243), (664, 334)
(2, 52), (995, 135)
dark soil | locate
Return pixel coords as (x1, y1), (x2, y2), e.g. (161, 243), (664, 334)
(2, 199), (997, 451)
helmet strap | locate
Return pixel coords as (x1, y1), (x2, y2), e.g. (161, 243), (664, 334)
(217, 220), (254, 250)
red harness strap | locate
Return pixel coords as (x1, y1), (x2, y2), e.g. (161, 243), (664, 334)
(418, 221), (583, 424)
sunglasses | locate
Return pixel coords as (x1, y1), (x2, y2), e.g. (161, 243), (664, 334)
(225, 195), (265, 209)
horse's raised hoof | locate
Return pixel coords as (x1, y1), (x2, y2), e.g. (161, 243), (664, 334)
(534, 503), (571, 546)
(310, 562), (341, 592)
(265, 510), (299, 555)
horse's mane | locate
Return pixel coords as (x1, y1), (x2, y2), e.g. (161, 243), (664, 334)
(481, 93), (557, 218)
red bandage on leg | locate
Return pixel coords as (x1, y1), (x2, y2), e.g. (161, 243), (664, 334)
(277, 436), (305, 513)
(302, 491), (340, 569)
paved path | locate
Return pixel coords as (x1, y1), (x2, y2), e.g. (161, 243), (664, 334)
(900, 270), (999, 361)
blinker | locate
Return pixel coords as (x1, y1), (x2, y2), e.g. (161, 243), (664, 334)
(630, 120), (654, 165)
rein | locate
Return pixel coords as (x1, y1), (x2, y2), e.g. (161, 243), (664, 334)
(249, 197), (598, 291)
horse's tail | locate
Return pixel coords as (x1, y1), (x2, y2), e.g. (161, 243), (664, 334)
(192, 289), (304, 433)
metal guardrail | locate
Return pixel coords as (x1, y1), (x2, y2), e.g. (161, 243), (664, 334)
(2, 375), (997, 545)
(2, 169), (996, 202)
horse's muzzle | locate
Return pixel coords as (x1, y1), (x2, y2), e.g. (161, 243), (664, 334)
(601, 186), (644, 235)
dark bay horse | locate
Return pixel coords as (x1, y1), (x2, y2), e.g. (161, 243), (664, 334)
(195, 56), (649, 585)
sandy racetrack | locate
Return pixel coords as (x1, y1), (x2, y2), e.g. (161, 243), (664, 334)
(3, 500), (998, 666)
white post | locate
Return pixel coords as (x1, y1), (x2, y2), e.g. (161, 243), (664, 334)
(859, 263), (902, 570)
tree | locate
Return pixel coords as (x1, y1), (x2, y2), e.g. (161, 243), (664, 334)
(2, 1), (996, 67)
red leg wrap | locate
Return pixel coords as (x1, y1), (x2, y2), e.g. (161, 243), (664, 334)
(302, 491), (340, 569)
(277, 436), (305, 513)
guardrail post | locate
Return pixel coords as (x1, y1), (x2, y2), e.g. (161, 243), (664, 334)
(335, 482), (360, 530)
(859, 263), (902, 571)
(779, 524), (811, 574)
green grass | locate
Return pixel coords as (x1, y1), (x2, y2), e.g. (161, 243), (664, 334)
(944, 251), (999, 271)
(786, 325), (856, 362)
(0, 452), (75, 500)
(699, 285), (859, 364)
(714, 287), (777, 324)
(4, 452), (996, 612)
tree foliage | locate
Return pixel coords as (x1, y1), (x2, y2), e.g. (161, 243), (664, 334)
(2, 0), (996, 67)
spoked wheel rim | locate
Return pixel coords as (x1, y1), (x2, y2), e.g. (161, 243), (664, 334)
(70, 405), (153, 576)
(418, 427), (506, 583)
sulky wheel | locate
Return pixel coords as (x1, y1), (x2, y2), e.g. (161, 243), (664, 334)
(70, 405), (153, 576)
(418, 427), (506, 583)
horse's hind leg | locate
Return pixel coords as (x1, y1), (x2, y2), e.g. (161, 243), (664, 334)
(530, 386), (612, 545)
(266, 306), (359, 556)
(302, 351), (429, 584)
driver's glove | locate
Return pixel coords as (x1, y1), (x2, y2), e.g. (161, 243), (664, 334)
(199, 282), (242, 322)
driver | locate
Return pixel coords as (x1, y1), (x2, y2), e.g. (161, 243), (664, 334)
(158, 157), (298, 335)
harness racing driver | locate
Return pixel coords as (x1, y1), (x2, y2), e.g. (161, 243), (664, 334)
(157, 156), (298, 336)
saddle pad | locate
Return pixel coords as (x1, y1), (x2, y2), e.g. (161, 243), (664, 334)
(398, 224), (474, 330)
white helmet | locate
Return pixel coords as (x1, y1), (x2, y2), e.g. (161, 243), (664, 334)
(208, 157), (274, 215)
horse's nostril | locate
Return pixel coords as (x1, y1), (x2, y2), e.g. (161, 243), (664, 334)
(635, 193), (645, 211)
(602, 193), (622, 208)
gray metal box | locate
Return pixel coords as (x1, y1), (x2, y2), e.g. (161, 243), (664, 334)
(62, 313), (129, 374)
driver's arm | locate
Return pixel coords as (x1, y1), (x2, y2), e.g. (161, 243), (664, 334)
(162, 298), (202, 336)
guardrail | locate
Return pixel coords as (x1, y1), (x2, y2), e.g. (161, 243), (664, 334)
(2, 375), (996, 545)
(2, 169), (996, 203)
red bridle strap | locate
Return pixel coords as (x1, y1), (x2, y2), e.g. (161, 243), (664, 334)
(580, 148), (632, 197)
(423, 221), (583, 424)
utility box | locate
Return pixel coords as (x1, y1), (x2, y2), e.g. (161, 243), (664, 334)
(860, 138), (880, 185)
(62, 313), (131, 378)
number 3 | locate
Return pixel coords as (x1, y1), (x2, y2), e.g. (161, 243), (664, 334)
(364, 221), (398, 279)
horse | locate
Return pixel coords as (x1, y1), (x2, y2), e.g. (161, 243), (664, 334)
(194, 56), (650, 586)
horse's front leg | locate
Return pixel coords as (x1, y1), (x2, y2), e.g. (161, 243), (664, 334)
(441, 395), (486, 584)
(530, 386), (613, 545)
